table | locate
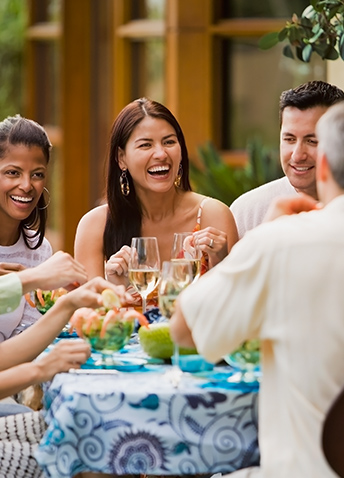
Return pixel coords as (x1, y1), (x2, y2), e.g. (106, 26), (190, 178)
(35, 348), (260, 477)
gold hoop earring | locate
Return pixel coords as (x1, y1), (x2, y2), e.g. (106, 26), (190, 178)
(38, 187), (51, 210)
(120, 169), (130, 196)
(174, 163), (183, 188)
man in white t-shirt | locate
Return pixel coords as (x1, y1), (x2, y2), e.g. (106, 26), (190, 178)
(230, 80), (344, 238)
(170, 101), (344, 477)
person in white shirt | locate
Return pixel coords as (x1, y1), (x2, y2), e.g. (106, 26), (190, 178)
(170, 100), (344, 478)
(230, 80), (344, 238)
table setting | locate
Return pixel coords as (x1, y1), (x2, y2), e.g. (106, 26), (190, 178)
(32, 233), (261, 477)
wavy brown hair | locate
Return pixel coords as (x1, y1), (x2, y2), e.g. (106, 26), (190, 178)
(104, 98), (192, 259)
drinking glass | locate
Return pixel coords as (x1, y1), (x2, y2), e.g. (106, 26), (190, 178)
(171, 232), (202, 283)
(128, 237), (160, 314)
(158, 260), (193, 385)
(223, 339), (261, 383)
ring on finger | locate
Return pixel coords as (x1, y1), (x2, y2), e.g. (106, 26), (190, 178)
(209, 238), (214, 248)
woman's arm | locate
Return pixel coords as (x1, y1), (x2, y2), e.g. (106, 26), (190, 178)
(0, 277), (129, 371)
(74, 205), (108, 278)
(0, 340), (90, 399)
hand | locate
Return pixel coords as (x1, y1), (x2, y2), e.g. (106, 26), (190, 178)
(263, 194), (320, 222)
(105, 246), (131, 286)
(0, 262), (26, 276)
(27, 251), (88, 292)
(35, 339), (91, 381)
(63, 276), (133, 311)
(193, 227), (228, 267)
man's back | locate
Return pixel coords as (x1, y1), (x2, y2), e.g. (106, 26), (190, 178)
(181, 195), (344, 477)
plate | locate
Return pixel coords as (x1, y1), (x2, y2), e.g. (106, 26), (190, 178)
(112, 357), (147, 371)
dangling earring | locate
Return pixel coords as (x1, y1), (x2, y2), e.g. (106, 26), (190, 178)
(174, 163), (183, 188)
(120, 169), (130, 196)
(38, 187), (51, 210)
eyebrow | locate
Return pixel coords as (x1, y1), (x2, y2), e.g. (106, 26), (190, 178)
(282, 132), (317, 139)
(134, 133), (177, 144)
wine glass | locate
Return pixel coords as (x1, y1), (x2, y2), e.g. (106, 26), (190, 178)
(158, 260), (193, 386)
(223, 339), (261, 383)
(171, 232), (202, 283)
(128, 237), (160, 314)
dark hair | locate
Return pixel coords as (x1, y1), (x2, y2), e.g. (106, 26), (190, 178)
(279, 80), (344, 126)
(104, 97), (192, 259)
(0, 115), (52, 249)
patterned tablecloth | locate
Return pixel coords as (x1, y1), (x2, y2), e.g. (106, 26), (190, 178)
(35, 357), (259, 477)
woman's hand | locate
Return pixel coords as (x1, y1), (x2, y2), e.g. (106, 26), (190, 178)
(105, 246), (131, 287)
(35, 339), (91, 381)
(0, 262), (25, 276)
(193, 227), (228, 268)
(19, 251), (88, 294)
(63, 276), (133, 311)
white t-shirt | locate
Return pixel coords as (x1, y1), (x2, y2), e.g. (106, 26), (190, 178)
(0, 232), (52, 341)
(180, 195), (344, 477)
(230, 176), (298, 239)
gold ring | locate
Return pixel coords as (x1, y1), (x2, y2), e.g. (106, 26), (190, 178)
(209, 238), (214, 248)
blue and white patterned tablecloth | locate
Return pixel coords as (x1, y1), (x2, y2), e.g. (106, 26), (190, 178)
(35, 363), (259, 477)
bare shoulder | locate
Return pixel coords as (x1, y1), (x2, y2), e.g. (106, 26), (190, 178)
(197, 194), (232, 219)
(75, 204), (108, 252)
(77, 204), (108, 232)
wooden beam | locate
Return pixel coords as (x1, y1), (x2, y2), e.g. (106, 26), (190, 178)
(61, 0), (92, 254)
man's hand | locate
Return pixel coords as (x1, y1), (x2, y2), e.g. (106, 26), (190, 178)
(170, 298), (196, 349)
(263, 194), (320, 222)
(35, 339), (91, 382)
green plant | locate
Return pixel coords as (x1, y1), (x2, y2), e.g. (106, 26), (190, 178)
(0, 0), (27, 117)
(190, 140), (283, 206)
(259, 0), (344, 62)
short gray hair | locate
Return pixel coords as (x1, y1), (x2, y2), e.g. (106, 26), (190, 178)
(316, 100), (344, 189)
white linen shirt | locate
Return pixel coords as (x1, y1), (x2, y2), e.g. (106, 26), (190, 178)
(180, 195), (344, 478)
(230, 176), (298, 239)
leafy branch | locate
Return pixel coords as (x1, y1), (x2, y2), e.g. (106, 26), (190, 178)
(259, 0), (344, 62)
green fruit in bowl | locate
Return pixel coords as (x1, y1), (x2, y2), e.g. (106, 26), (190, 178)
(138, 322), (197, 359)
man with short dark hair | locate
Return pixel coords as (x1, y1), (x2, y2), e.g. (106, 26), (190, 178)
(230, 80), (344, 238)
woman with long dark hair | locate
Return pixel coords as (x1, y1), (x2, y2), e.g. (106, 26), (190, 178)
(0, 115), (53, 338)
(75, 98), (238, 303)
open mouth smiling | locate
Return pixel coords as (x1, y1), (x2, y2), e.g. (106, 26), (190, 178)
(147, 165), (171, 177)
(10, 195), (34, 204)
(291, 165), (314, 172)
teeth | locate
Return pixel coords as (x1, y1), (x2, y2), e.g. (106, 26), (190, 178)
(294, 167), (311, 171)
(11, 196), (33, 203)
(148, 165), (170, 173)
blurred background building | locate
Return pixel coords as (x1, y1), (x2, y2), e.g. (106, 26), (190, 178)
(1, 0), (342, 253)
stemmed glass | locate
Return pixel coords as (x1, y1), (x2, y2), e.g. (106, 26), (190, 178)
(158, 260), (193, 386)
(128, 237), (160, 314)
(171, 232), (202, 283)
(223, 339), (261, 383)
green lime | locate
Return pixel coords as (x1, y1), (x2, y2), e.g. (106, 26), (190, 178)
(139, 322), (197, 359)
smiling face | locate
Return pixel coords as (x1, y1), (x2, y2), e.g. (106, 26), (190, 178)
(118, 116), (181, 194)
(280, 105), (328, 199)
(0, 143), (47, 228)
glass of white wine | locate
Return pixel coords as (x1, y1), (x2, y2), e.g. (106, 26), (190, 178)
(128, 237), (160, 314)
(171, 232), (202, 283)
(158, 260), (193, 385)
